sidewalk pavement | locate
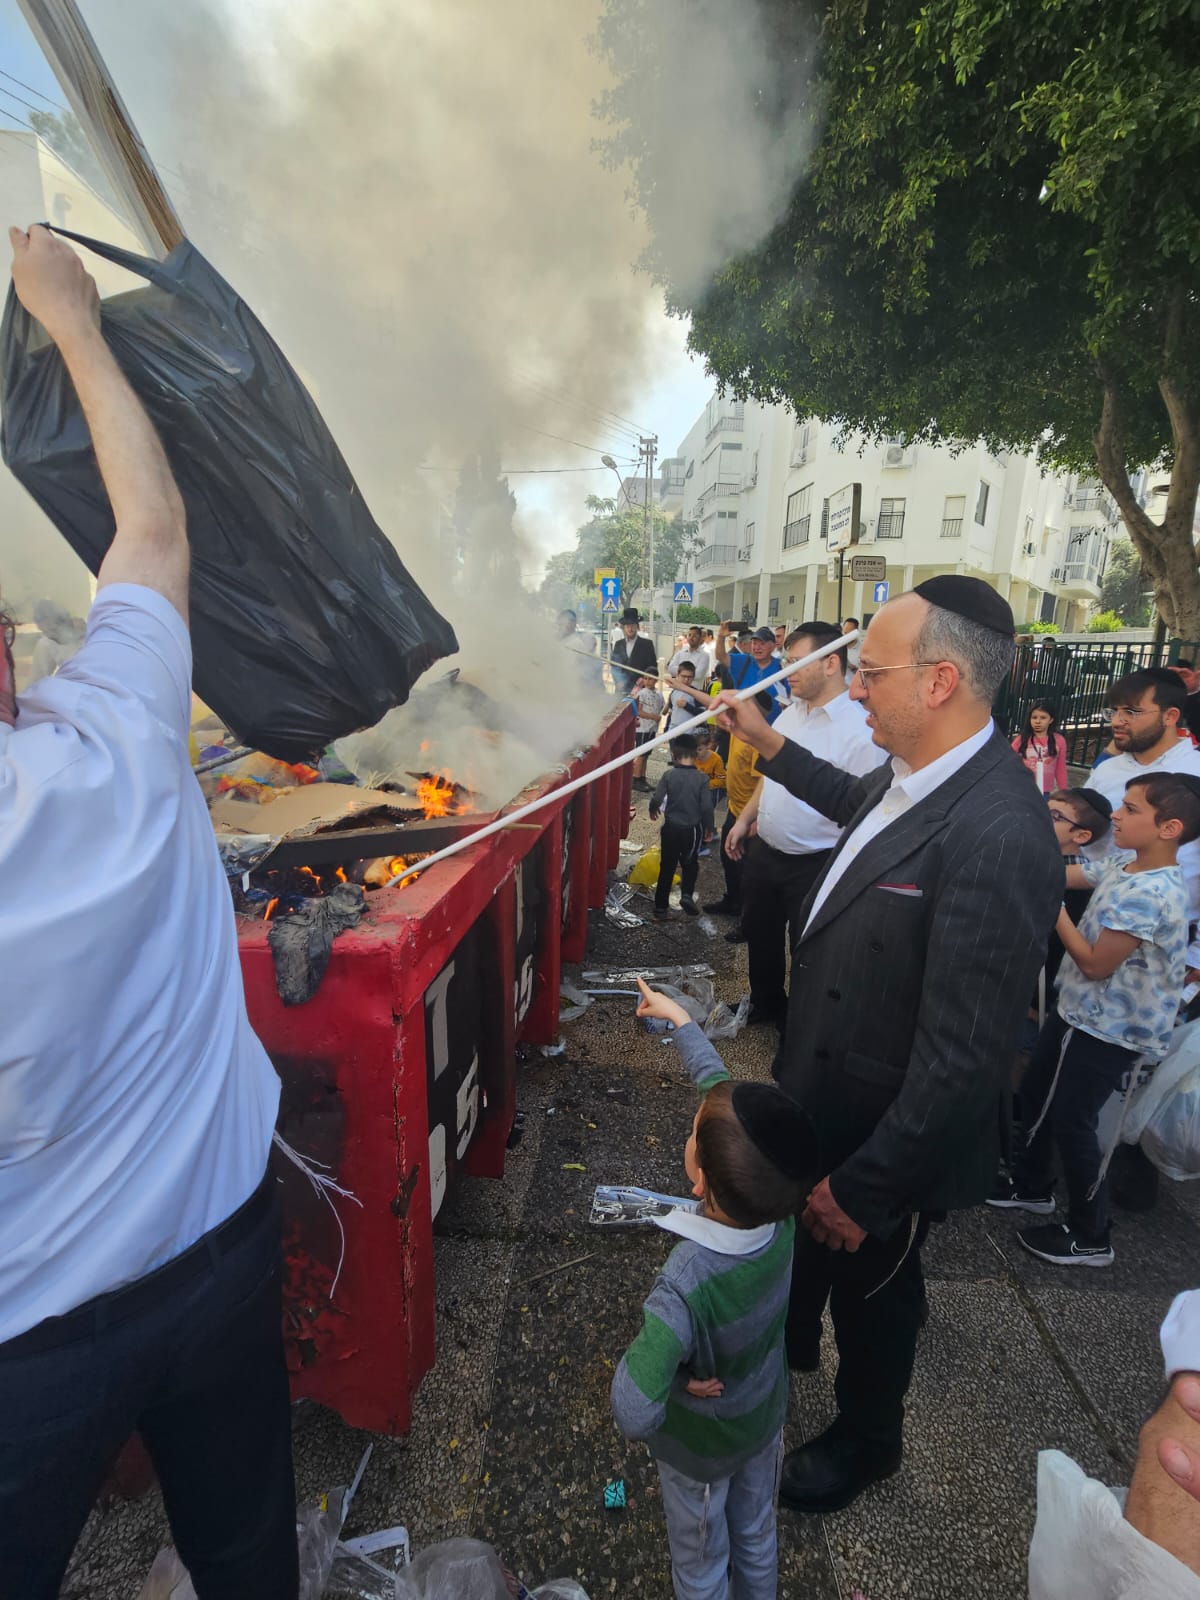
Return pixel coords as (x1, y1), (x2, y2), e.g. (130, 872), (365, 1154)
(69, 751), (1197, 1599)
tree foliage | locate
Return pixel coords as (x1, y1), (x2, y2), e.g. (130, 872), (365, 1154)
(597, 0), (1200, 633)
(675, 603), (721, 625)
(572, 495), (701, 602)
(1086, 609), (1125, 633)
(1099, 539), (1152, 626)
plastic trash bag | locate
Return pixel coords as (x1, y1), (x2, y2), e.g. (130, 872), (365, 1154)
(393, 1538), (511, 1600)
(628, 846), (678, 889)
(137, 1549), (194, 1600)
(1141, 1070), (1200, 1180)
(1028, 1450), (1200, 1599)
(559, 982), (593, 1023)
(704, 995), (750, 1042)
(530, 1585), (591, 1599)
(0, 226), (457, 763)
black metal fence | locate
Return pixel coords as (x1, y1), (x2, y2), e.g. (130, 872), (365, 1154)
(994, 638), (1198, 769)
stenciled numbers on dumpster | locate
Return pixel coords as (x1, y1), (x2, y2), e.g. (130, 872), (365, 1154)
(513, 849), (545, 1029)
(423, 923), (486, 1219)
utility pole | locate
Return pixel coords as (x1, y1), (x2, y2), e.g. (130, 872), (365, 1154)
(639, 434), (657, 626)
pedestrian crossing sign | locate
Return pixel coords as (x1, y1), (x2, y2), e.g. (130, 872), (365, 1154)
(602, 596), (619, 613)
(673, 582), (694, 604)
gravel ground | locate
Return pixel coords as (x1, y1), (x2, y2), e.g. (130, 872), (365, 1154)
(70, 739), (1199, 1598)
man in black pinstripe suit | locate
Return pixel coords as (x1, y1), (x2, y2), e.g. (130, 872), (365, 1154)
(717, 577), (1063, 1514)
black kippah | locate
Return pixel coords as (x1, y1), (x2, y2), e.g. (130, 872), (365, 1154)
(731, 1082), (821, 1182)
(913, 574), (1014, 637)
(1076, 787), (1112, 818)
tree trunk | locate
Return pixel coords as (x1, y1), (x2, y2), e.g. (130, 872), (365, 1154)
(1094, 335), (1200, 640)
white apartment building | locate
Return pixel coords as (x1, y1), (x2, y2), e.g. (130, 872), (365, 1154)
(671, 394), (1118, 634)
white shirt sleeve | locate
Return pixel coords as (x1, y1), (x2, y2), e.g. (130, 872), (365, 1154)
(53, 583), (193, 744)
(1161, 1289), (1200, 1377)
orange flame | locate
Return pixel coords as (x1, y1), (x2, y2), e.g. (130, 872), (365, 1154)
(263, 897), (279, 922)
(416, 772), (466, 819)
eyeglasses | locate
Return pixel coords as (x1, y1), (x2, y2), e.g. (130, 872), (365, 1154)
(1047, 808), (1080, 827)
(1110, 704), (1156, 722)
(855, 662), (941, 690)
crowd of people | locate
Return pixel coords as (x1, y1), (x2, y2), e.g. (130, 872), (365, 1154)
(605, 587), (1200, 1596)
(3, 226), (1199, 1600)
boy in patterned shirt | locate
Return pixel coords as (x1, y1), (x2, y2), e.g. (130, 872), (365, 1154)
(992, 772), (1200, 1266)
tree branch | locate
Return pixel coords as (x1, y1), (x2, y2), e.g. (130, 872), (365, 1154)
(1093, 368), (1177, 631)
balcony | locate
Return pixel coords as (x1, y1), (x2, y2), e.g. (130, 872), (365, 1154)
(876, 511), (906, 539)
(1072, 493), (1118, 522)
(694, 478), (741, 514)
(695, 543), (740, 574)
(705, 411), (745, 444)
(783, 516), (811, 549)
(1053, 531), (1109, 596)
(940, 518), (963, 539)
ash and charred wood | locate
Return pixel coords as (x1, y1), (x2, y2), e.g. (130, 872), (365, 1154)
(262, 814), (496, 871)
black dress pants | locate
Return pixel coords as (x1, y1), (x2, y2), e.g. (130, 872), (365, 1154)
(740, 839), (830, 1018)
(786, 1215), (932, 1453)
(719, 809), (744, 909)
(0, 1172), (298, 1600)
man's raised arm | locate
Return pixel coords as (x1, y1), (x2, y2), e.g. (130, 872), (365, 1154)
(10, 225), (189, 623)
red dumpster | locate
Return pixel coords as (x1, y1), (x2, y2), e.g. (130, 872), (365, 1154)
(237, 703), (634, 1435)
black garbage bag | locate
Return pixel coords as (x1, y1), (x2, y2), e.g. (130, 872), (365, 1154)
(0, 226), (458, 762)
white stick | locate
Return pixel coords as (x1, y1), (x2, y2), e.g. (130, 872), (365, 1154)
(384, 631), (858, 887)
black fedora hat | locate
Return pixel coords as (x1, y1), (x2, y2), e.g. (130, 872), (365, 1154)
(619, 608), (641, 625)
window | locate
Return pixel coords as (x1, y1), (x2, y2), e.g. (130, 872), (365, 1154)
(768, 598), (780, 619)
(788, 595), (795, 605)
(784, 485), (813, 548)
(720, 441), (743, 451)
(742, 520), (756, 549)
(941, 495), (965, 539)
(877, 498), (906, 539)
(975, 481), (990, 525)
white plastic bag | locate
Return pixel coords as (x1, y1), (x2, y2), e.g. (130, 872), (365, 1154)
(531, 1585), (591, 1599)
(1121, 1020), (1200, 1145)
(1141, 1071), (1200, 1179)
(137, 1550), (195, 1600)
(392, 1538), (511, 1600)
(1028, 1450), (1200, 1599)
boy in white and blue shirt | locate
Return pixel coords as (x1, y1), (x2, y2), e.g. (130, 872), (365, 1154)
(992, 771), (1198, 1266)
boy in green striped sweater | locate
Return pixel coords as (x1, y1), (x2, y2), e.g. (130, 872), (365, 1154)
(612, 979), (820, 1600)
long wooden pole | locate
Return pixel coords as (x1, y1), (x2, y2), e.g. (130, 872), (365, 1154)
(385, 630), (859, 888)
(16, 0), (184, 255)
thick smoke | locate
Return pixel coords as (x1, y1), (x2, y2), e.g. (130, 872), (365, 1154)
(6, 0), (811, 796)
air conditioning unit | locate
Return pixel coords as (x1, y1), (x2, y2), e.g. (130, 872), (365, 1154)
(790, 448), (808, 468)
(1023, 542), (1037, 556)
(742, 469), (758, 489)
(737, 547), (752, 562)
(883, 444), (913, 468)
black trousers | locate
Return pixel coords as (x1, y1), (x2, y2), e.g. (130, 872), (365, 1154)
(787, 1215), (932, 1453)
(0, 1172), (298, 1600)
(740, 839), (831, 1017)
(1013, 1011), (1140, 1243)
(657, 821), (704, 909)
(719, 809), (744, 909)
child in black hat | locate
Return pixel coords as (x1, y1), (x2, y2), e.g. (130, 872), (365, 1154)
(612, 979), (820, 1599)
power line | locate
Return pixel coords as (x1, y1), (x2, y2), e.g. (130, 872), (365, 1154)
(512, 375), (644, 447)
(415, 460), (637, 476)
(0, 81), (52, 119)
(512, 364), (653, 439)
(0, 68), (66, 111)
(517, 422), (640, 458)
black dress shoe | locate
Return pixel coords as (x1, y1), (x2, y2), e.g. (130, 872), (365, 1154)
(779, 1426), (902, 1514)
(704, 899), (739, 915)
(746, 1004), (785, 1027)
(724, 927), (748, 944)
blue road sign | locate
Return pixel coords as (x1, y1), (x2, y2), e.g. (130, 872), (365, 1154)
(601, 596), (619, 613)
(873, 580), (890, 605)
(673, 582), (694, 604)
(600, 577), (621, 605)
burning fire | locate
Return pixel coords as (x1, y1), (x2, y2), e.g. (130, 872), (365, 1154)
(416, 772), (467, 819)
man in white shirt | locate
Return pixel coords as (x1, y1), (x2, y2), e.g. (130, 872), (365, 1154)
(0, 226), (295, 1597)
(726, 622), (886, 1029)
(1084, 668), (1200, 931)
(716, 577), (1062, 1516)
(666, 624), (713, 685)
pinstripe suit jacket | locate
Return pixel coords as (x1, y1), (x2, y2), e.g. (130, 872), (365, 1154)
(756, 729), (1063, 1238)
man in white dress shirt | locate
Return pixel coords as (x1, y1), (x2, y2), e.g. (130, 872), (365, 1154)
(726, 622), (886, 1029)
(0, 226), (295, 1597)
(666, 623), (714, 686)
